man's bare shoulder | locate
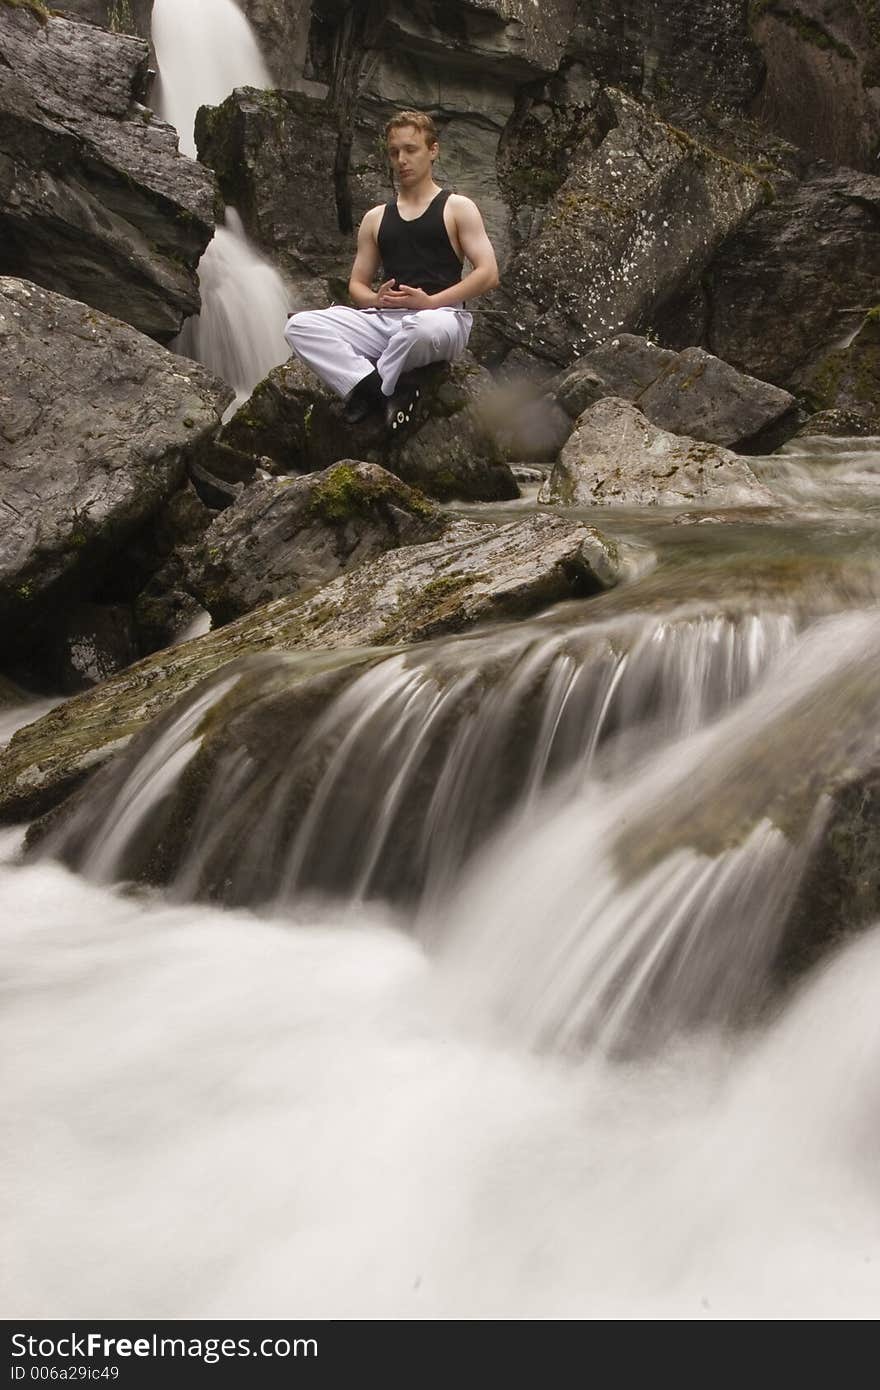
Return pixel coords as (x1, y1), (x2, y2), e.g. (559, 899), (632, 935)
(446, 193), (486, 226)
(360, 203), (387, 232)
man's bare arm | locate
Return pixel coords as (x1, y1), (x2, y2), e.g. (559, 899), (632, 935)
(348, 206), (397, 308)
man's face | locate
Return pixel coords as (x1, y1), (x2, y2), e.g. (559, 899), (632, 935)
(386, 126), (438, 186)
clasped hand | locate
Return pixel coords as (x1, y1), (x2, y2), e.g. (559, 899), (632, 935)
(374, 279), (434, 310)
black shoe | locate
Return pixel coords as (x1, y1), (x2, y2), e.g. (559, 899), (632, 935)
(385, 379), (421, 436)
(343, 369), (383, 424)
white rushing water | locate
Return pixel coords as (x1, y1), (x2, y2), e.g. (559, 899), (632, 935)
(4, 592), (880, 1317)
(153, 0), (292, 407)
(173, 209), (291, 416)
(2, 842), (880, 1320)
(152, 0), (273, 159)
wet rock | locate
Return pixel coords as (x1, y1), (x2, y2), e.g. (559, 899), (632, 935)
(552, 336), (798, 449)
(218, 354), (519, 502)
(539, 397), (777, 508)
(794, 409), (880, 440)
(751, 0), (880, 173)
(54, 602), (138, 693)
(798, 309), (880, 431)
(684, 165), (880, 387)
(0, 277), (232, 660)
(184, 461), (446, 625)
(0, 511), (624, 821)
(0, 7), (216, 341)
(195, 87), (346, 306)
(553, 336), (678, 420)
(636, 347), (798, 451)
(237, 0), (311, 87)
(481, 88), (768, 366)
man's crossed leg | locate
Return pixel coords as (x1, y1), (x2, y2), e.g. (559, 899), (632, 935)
(284, 305), (472, 429)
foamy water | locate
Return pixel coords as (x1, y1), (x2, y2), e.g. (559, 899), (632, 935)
(2, 844), (879, 1320)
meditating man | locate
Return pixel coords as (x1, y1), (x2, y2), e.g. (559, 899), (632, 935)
(284, 109), (499, 433)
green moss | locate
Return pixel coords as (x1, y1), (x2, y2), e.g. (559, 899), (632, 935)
(308, 462), (436, 526)
(749, 3), (857, 59)
(106, 0), (133, 32)
(0, 0), (50, 21)
(503, 165), (565, 206)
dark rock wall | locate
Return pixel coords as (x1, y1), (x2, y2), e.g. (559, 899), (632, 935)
(0, 7), (215, 341)
(751, 0), (880, 170)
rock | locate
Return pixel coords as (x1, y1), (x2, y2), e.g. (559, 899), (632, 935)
(553, 336), (678, 419)
(237, 0), (311, 87)
(0, 7), (216, 341)
(0, 277), (233, 663)
(552, 336), (798, 449)
(794, 409), (880, 440)
(751, 0), (880, 173)
(130, 483), (215, 654)
(218, 354), (520, 502)
(184, 461), (446, 625)
(195, 87), (347, 305)
(54, 602), (138, 693)
(568, 0), (763, 109)
(539, 397), (777, 507)
(636, 346), (798, 450)
(683, 165), (880, 387)
(798, 309), (880, 430)
(482, 88), (769, 366)
(55, 2), (154, 38)
(0, 511), (625, 821)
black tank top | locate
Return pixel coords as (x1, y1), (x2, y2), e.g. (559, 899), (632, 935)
(377, 189), (463, 296)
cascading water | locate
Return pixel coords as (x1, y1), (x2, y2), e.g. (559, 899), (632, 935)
(7, 503), (880, 1313)
(174, 209), (292, 414)
(152, 0), (291, 407)
(152, 0), (272, 160)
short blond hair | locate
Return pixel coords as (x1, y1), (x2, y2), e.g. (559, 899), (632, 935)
(384, 110), (439, 145)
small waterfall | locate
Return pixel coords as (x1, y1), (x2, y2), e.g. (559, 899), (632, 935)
(152, 0), (272, 159)
(42, 607), (800, 904)
(36, 604), (880, 1051)
(174, 209), (291, 414)
(438, 610), (880, 1051)
(152, 0), (292, 404)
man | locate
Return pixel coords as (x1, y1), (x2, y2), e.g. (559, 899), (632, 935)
(284, 110), (499, 432)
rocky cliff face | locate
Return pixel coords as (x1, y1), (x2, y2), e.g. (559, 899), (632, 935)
(0, 5), (215, 341)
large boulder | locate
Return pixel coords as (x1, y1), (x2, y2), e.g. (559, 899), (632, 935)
(0, 278), (232, 662)
(539, 397), (777, 508)
(671, 165), (880, 388)
(214, 354), (520, 502)
(195, 87), (347, 307)
(0, 511), (626, 821)
(751, 0), (880, 173)
(480, 88), (770, 367)
(184, 461), (446, 625)
(0, 6), (216, 342)
(552, 335), (798, 449)
(568, 0), (763, 109)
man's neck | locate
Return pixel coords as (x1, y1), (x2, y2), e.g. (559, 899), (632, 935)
(396, 176), (441, 211)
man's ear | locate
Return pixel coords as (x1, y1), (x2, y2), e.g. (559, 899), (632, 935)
(429, 141), (439, 162)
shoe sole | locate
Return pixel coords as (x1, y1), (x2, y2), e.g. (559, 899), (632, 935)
(389, 388), (420, 433)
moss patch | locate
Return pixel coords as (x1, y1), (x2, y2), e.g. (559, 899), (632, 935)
(308, 463), (437, 526)
(1, 0), (50, 21)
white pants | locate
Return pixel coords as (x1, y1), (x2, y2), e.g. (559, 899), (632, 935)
(283, 305), (473, 399)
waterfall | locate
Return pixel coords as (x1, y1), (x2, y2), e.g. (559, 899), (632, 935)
(174, 209), (291, 415)
(152, 0), (272, 160)
(152, 0), (291, 406)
